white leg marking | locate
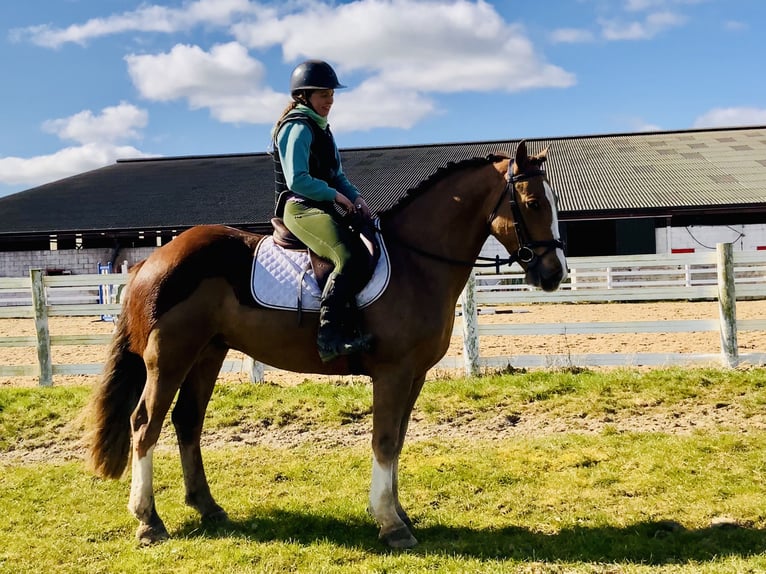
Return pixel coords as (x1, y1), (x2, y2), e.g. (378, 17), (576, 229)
(369, 455), (401, 528)
(128, 446), (155, 519)
(544, 181), (568, 281)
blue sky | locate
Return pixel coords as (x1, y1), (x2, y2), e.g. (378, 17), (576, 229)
(1, 0), (764, 197)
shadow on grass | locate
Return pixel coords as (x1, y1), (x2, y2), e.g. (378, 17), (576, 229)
(176, 508), (766, 564)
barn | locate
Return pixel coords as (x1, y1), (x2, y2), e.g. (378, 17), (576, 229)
(1, 125), (765, 276)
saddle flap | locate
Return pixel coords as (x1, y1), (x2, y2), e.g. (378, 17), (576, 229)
(271, 217), (306, 250)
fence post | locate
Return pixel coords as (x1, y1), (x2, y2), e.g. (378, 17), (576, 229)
(460, 271), (481, 377)
(716, 243), (739, 368)
(247, 357), (265, 383)
(30, 268), (53, 386)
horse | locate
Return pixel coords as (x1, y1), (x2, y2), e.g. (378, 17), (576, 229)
(84, 140), (568, 549)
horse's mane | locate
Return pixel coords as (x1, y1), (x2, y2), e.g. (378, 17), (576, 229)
(380, 153), (510, 217)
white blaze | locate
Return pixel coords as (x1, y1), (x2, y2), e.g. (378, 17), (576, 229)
(544, 181), (568, 282)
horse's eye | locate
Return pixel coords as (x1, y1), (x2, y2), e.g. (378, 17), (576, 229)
(526, 200), (540, 210)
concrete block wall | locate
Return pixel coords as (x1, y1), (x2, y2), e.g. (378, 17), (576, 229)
(0, 247), (157, 277)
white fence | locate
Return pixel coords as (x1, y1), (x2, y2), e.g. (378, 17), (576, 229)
(453, 245), (766, 372)
(2, 245), (766, 385)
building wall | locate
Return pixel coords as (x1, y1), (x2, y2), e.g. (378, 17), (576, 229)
(0, 247), (156, 277)
(656, 224), (766, 254)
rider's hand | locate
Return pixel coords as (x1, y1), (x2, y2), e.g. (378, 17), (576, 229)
(334, 192), (355, 212)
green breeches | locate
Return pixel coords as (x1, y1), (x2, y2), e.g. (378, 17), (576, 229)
(283, 201), (362, 276)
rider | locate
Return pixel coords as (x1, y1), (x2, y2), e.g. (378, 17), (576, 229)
(271, 59), (374, 363)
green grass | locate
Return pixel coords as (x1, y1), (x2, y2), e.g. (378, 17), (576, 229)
(0, 385), (87, 451)
(3, 367), (766, 573)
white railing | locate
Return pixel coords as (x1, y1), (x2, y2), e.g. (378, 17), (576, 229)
(2, 245), (766, 385)
(471, 250), (766, 303)
(454, 245), (766, 372)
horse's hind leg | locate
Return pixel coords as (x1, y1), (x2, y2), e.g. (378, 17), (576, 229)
(128, 326), (208, 545)
(128, 366), (183, 545)
(171, 343), (229, 523)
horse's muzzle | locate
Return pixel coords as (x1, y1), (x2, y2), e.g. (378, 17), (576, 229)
(525, 256), (567, 292)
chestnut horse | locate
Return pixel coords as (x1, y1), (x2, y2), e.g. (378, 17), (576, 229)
(85, 141), (567, 548)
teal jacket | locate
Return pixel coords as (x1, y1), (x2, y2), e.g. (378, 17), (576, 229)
(275, 105), (360, 203)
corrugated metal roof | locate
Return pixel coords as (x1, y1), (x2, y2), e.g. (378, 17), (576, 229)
(540, 127), (766, 214)
(0, 125), (764, 238)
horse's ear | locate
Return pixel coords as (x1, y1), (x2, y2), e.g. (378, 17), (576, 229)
(536, 145), (549, 163)
(515, 140), (529, 167)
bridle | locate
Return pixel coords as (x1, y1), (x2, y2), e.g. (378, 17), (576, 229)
(483, 167), (565, 272)
(381, 164), (565, 273)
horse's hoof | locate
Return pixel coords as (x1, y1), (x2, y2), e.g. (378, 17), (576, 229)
(202, 508), (229, 524)
(380, 525), (418, 549)
(136, 522), (169, 546)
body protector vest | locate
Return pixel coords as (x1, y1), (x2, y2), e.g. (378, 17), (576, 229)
(272, 111), (339, 217)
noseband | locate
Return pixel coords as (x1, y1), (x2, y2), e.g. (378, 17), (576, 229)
(483, 168), (565, 271)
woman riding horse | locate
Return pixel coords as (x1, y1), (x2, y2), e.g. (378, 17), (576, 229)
(272, 60), (373, 363)
(85, 136), (567, 549)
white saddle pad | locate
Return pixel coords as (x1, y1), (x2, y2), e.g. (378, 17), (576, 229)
(250, 233), (390, 312)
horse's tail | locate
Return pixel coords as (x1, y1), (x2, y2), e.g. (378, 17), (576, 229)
(84, 280), (147, 480)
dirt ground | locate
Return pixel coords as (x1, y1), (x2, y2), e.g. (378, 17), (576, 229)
(2, 300), (766, 388)
(3, 300), (766, 464)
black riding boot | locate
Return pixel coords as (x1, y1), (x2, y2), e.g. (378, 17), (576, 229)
(317, 275), (373, 363)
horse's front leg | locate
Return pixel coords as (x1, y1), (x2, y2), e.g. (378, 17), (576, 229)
(368, 372), (425, 548)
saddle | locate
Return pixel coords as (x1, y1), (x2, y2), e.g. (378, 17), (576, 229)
(270, 214), (380, 292)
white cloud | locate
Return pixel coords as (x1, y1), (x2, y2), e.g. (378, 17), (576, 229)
(624, 0), (707, 11)
(550, 28), (595, 44)
(693, 107), (766, 129)
(625, 117), (662, 132)
(9, 0), (255, 48)
(14, 0), (575, 130)
(331, 82), (437, 131)
(0, 144), (151, 187)
(724, 20), (748, 32)
(42, 102), (147, 145)
(233, 0), (574, 94)
(120, 1), (574, 128)
(126, 42), (286, 123)
(126, 43), (262, 101)
(600, 10), (685, 40)
(0, 103), (152, 188)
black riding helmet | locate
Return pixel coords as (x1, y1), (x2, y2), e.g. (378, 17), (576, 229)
(290, 60), (346, 94)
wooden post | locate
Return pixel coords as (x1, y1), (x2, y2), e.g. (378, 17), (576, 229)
(716, 243), (739, 368)
(460, 271), (481, 377)
(247, 357), (265, 383)
(30, 269), (53, 386)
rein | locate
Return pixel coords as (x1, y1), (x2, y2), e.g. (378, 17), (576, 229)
(382, 168), (564, 273)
